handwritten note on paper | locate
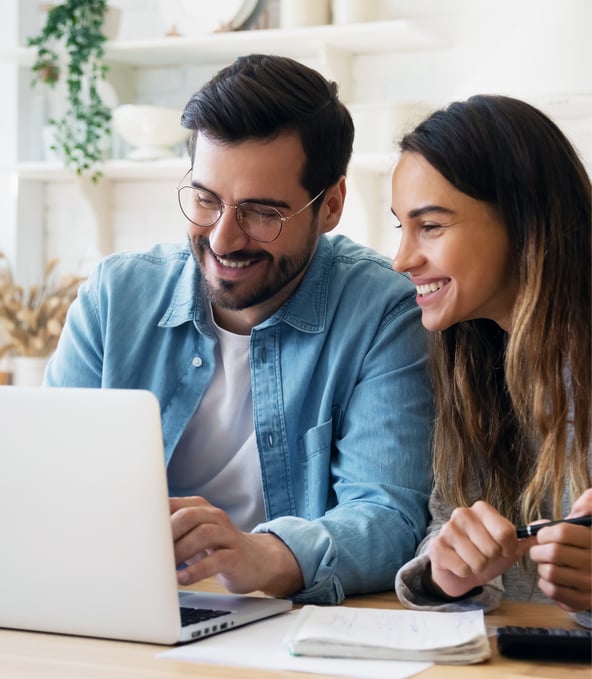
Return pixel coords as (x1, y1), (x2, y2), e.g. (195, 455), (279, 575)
(294, 607), (485, 649)
(159, 610), (433, 679)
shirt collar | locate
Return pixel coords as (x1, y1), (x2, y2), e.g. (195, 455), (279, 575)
(258, 235), (332, 334)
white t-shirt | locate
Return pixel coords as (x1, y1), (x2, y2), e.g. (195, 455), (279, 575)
(167, 313), (265, 531)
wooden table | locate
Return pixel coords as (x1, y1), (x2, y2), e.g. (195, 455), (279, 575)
(1, 579), (589, 678)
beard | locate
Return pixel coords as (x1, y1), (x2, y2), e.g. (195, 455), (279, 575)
(188, 227), (319, 311)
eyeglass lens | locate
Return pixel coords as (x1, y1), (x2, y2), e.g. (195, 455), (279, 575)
(178, 187), (283, 242)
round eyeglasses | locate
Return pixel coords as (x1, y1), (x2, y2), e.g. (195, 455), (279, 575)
(176, 171), (325, 243)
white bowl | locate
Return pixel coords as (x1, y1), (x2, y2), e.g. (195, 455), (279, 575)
(112, 105), (191, 160)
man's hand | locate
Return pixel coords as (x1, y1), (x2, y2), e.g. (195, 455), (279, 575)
(428, 501), (534, 599)
(529, 488), (592, 612)
(169, 496), (304, 598)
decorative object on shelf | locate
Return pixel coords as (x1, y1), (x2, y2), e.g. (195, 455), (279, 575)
(331, 0), (379, 24)
(0, 252), (85, 362)
(9, 356), (52, 387)
(157, 0), (265, 37)
(280, 0), (331, 28)
(0, 363), (10, 385)
(112, 105), (191, 161)
(27, 0), (120, 182)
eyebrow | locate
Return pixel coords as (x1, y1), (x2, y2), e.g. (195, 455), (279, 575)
(190, 181), (290, 210)
(406, 205), (455, 219)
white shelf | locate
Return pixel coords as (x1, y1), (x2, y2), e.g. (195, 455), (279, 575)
(17, 158), (189, 182)
(5, 19), (444, 68)
(106, 20), (442, 66)
(17, 152), (395, 182)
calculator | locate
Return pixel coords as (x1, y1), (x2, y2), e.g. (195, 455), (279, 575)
(497, 626), (591, 662)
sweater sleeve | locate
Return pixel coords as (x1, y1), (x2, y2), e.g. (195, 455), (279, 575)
(395, 489), (504, 612)
(573, 610), (592, 629)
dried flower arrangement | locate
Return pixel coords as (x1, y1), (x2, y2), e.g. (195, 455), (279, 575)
(0, 252), (85, 358)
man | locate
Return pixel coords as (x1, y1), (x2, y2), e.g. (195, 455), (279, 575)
(46, 54), (433, 604)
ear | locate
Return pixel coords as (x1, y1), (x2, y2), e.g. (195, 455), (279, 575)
(319, 176), (346, 234)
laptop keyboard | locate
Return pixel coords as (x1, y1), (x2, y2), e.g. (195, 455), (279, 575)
(180, 607), (232, 627)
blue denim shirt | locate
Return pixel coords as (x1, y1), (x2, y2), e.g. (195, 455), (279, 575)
(46, 235), (433, 604)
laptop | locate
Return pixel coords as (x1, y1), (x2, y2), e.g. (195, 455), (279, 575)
(0, 386), (292, 644)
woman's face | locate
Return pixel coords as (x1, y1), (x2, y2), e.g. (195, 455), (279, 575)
(391, 151), (518, 332)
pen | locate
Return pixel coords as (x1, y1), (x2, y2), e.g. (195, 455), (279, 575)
(516, 514), (592, 539)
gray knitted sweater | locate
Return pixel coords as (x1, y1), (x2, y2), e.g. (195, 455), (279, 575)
(395, 485), (591, 629)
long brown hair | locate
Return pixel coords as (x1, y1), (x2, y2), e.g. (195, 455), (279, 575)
(400, 95), (591, 523)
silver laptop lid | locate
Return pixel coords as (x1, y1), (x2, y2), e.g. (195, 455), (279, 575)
(0, 387), (182, 643)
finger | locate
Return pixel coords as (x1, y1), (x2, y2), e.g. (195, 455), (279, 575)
(177, 550), (220, 586)
(450, 505), (516, 562)
(169, 495), (209, 513)
(170, 502), (228, 542)
(451, 536), (498, 574)
(567, 488), (592, 518)
(537, 577), (592, 612)
(536, 561), (591, 593)
(185, 549), (209, 566)
(530, 541), (591, 575)
(468, 502), (519, 557)
(170, 506), (203, 541)
(173, 518), (219, 561)
(429, 536), (476, 579)
(431, 522), (493, 578)
(535, 522), (592, 549)
(174, 509), (240, 568)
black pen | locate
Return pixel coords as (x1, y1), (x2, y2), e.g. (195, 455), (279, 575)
(516, 514), (592, 539)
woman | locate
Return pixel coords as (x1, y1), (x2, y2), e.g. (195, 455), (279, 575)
(391, 95), (591, 627)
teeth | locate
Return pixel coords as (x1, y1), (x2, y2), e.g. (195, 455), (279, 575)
(216, 256), (253, 269)
(416, 280), (447, 296)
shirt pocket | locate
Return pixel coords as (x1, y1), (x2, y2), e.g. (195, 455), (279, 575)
(298, 418), (334, 519)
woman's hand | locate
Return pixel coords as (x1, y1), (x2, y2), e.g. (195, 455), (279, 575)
(427, 500), (533, 599)
(529, 488), (592, 612)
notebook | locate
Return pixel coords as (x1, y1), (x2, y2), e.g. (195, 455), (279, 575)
(284, 606), (491, 664)
(0, 386), (292, 644)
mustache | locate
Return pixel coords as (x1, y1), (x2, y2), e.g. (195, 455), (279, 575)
(191, 235), (269, 263)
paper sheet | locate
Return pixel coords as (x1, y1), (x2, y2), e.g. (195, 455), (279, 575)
(159, 610), (432, 679)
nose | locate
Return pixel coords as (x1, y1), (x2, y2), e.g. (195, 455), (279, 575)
(392, 229), (422, 273)
(206, 206), (250, 255)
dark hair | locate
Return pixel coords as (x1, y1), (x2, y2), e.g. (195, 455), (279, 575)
(400, 94), (591, 522)
(181, 54), (354, 207)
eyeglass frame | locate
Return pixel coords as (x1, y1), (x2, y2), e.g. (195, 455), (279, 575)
(176, 170), (326, 243)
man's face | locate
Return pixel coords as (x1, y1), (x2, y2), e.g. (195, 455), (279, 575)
(184, 132), (327, 333)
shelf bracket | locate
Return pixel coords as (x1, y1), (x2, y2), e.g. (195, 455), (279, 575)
(75, 175), (114, 256)
(319, 44), (354, 104)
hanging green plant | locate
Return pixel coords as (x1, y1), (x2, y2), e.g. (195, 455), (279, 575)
(28, 0), (112, 182)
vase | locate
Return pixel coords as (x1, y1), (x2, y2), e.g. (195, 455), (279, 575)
(11, 356), (49, 387)
(332, 0), (379, 24)
(280, 0), (330, 28)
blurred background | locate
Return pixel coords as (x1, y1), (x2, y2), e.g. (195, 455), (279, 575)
(0, 0), (591, 289)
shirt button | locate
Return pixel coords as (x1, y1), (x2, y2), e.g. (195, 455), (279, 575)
(192, 356), (203, 367)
